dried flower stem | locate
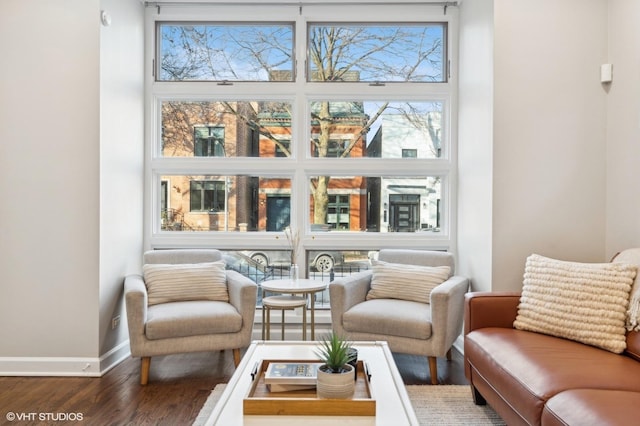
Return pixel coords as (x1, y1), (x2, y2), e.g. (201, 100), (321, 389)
(284, 226), (299, 264)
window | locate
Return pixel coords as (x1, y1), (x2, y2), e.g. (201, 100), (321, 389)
(313, 140), (352, 158)
(328, 195), (350, 230)
(190, 180), (225, 212)
(194, 126), (225, 157)
(402, 149), (418, 158)
(308, 23), (446, 83)
(275, 140), (291, 158)
(161, 101), (275, 158)
(146, 2), (458, 266)
(158, 23), (294, 82)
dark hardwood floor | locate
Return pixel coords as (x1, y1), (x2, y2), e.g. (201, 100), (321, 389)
(0, 327), (468, 426)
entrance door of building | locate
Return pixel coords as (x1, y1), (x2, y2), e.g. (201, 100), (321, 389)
(266, 196), (291, 231)
(389, 194), (420, 232)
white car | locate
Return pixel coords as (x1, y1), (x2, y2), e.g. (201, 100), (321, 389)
(242, 250), (343, 272)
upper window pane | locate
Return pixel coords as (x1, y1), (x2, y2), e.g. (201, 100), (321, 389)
(308, 23), (446, 83)
(158, 23), (294, 81)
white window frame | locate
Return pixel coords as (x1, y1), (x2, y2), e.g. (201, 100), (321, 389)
(144, 2), (459, 263)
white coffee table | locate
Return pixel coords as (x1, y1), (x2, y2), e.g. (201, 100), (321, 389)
(205, 340), (419, 425)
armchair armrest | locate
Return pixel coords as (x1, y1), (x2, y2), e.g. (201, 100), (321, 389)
(329, 270), (373, 334)
(429, 275), (470, 355)
(124, 274), (148, 356)
(464, 291), (521, 335)
(226, 270), (258, 321)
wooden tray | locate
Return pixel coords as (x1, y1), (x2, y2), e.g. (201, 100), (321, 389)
(243, 359), (376, 416)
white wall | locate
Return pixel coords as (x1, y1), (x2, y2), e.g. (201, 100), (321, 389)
(98, 0), (145, 365)
(457, 0), (494, 292)
(0, 1), (101, 362)
(605, 0), (640, 256)
(0, 0), (144, 375)
(458, 0), (637, 292)
(490, 0), (609, 290)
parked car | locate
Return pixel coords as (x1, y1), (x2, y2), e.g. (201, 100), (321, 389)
(242, 250), (344, 272)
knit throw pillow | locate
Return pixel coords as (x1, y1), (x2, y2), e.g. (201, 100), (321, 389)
(611, 248), (640, 332)
(366, 259), (450, 304)
(514, 254), (637, 353)
(143, 261), (228, 306)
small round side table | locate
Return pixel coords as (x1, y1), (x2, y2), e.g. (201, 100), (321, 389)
(261, 279), (328, 340)
(261, 295), (307, 340)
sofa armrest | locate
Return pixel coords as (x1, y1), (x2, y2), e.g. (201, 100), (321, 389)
(429, 276), (470, 354)
(329, 270), (373, 334)
(124, 274), (148, 356)
(464, 291), (521, 335)
(226, 270), (258, 323)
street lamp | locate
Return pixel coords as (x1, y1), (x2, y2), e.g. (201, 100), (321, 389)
(224, 177), (230, 231)
(213, 140), (230, 232)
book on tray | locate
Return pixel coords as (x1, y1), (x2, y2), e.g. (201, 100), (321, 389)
(264, 362), (323, 392)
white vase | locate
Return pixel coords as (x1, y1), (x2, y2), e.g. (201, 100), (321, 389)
(316, 364), (355, 399)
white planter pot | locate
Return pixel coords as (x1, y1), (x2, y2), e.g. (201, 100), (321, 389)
(316, 364), (355, 399)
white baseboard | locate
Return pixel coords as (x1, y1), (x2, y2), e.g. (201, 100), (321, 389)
(0, 341), (131, 377)
(453, 334), (464, 355)
(0, 357), (102, 377)
(99, 340), (131, 375)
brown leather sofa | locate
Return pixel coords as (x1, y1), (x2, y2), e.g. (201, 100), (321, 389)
(464, 292), (640, 426)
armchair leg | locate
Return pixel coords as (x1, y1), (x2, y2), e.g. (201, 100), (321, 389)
(140, 357), (151, 385)
(428, 356), (438, 385)
(233, 348), (241, 367)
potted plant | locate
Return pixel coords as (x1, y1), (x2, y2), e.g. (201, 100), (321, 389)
(315, 332), (356, 399)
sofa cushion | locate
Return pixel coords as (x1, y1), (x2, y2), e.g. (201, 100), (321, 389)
(146, 300), (242, 339)
(343, 299), (432, 339)
(611, 248), (640, 332)
(366, 259), (450, 304)
(626, 331), (640, 362)
(542, 389), (640, 426)
(513, 254), (636, 353)
(143, 261), (228, 306)
(465, 328), (640, 425)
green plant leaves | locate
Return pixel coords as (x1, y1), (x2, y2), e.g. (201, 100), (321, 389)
(315, 332), (355, 373)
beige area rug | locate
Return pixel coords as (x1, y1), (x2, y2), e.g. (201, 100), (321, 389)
(193, 384), (506, 425)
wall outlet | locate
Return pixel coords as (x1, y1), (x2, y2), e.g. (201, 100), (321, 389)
(111, 315), (121, 329)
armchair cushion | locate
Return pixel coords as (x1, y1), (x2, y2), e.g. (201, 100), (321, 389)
(145, 300), (242, 340)
(143, 260), (228, 306)
(366, 259), (450, 304)
(344, 298), (432, 339)
(514, 254), (636, 353)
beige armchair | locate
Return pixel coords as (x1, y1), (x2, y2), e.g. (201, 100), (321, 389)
(330, 249), (469, 384)
(124, 249), (257, 385)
